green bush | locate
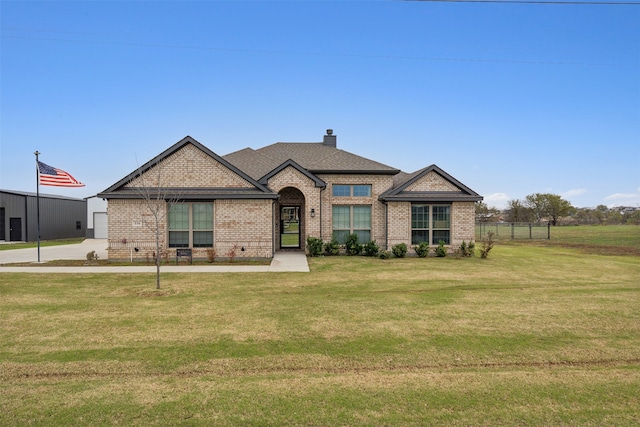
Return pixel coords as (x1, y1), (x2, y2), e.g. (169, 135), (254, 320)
(414, 241), (430, 258)
(460, 240), (475, 257)
(306, 236), (323, 257)
(392, 243), (407, 258)
(345, 233), (363, 256)
(434, 240), (447, 257)
(324, 235), (340, 256)
(379, 250), (392, 259)
(363, 240), (380, 257)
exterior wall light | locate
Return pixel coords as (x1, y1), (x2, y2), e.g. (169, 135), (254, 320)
(310, 208), (315, 218)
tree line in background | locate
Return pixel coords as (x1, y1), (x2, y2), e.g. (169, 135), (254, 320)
(476, 193), (640, 226)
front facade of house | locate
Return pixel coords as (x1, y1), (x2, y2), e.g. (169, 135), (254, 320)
(98, 131), (482, 260)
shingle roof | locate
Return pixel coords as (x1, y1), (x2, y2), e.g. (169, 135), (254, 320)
(223, 142), (400, 179)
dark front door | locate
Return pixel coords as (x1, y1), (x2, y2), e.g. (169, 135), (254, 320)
(280, 206), (300, 248)
(9, 217), (22, 241)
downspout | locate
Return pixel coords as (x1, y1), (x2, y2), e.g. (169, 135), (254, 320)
(272, 199), (277, 257)
(319, 186), (325, 241)
(384, 200), (388, 251)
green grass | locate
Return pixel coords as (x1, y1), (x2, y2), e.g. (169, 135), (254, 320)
(0, 238), (85, 251)
(1, 227), (639, 425)
(479, 224), (640, 255)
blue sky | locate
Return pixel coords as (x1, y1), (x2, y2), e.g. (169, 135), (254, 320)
(2, 0), (639, 209)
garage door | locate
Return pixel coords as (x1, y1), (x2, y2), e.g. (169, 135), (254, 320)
(93, 212), (108, 239)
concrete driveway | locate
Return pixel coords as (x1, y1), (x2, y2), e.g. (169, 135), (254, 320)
(0, 239), (108, 264)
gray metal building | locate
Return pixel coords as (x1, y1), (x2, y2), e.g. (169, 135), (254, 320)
(0, 190), (87, 242)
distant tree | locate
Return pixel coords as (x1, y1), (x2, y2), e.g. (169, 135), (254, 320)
(504, 199), (532, 223)
(595, 205), (609, 224)
(545, 194), (575, 226)
(524, 193), (549, 223)
(625, 209), (640, 225)
(573, 208), (598, 225)
(475, 202), (501, 222)
(523, 193), (574, 225)
(607, 209), (624, 225)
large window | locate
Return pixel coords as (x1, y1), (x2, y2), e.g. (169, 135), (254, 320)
(411, 204), (450, 245)
(169, 203), (213, 248)
(332, 205), (371, 244)
(332, 184), (372, 197)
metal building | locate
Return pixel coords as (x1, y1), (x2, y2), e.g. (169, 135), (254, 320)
(0, 189), (87, 242)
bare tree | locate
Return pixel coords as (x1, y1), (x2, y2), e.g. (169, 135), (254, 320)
(130, 158), (181, 289)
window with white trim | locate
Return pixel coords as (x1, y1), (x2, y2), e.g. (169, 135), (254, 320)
(168, 203), (213, 248)
(411, 204), (450, 245)
(332, 205), (371, 244)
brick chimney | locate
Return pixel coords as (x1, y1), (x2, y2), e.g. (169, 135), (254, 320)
(323, 129), (336, 147)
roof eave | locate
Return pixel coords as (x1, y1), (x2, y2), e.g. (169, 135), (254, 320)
(380, 194), (483, 203)
(311, 169), (401, 175)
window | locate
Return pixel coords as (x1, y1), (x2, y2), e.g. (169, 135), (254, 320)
(411, 204), (450, 245)
(332, 185), (351, 197)
(332, 205), (371, 244)
(169, 203), (213, 248)
(332, 184), (372, 197)
(353, 185), (372, 197)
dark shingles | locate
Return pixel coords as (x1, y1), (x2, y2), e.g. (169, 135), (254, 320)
(224, 142), (400, 178)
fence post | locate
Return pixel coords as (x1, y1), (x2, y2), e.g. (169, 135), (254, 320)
(529, 223), (532, 239)
(548, 222), (551, 240)
(511, 223), (515, 240)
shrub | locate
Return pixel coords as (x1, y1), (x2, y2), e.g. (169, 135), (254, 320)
(392, 243), (407, 258)
(414, 241), (430, 258)
(345, 233), (363, 256)
(363, 240), (380, 257)
(460, 240), (475, 257)
(306, 236), (323, 257)
(226, 245), (238, 263)
(480, 232), (495, 259)
(206, 248), (217, 263)
(324, 235), (340, 256)
(434, 240), (447, 257)
(379, 250), (392, 260)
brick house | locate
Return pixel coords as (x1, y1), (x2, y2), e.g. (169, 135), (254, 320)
(98, 130), (482, 260)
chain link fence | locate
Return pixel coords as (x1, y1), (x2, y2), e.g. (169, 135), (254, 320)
(476, 222), (551, 241)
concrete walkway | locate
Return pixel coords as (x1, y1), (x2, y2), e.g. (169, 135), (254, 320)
(0, 240), (309, 273)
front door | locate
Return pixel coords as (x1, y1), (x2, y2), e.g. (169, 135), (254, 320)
(280, 206), (300, 248)
(9, 217), (22, 241)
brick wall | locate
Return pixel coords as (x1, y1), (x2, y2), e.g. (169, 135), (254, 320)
(215, 199), (273, 259)
(385, 201), (476, 250)
(317, 174), (394, 245)
(126, 144), (254, 189)
(451, 201), (476, 245)
(107, 198), (273, 260)
(405, 171), (460, 192)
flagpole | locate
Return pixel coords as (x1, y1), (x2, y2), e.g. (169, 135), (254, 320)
(34, 151), (41, 263)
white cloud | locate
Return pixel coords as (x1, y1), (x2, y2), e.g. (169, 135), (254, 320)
(484, 192), (510, 209)
(561, 188), (587, 198)
(604, 189), (640, 207)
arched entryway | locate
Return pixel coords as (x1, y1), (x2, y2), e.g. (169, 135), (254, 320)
(277, 187), (305, 250)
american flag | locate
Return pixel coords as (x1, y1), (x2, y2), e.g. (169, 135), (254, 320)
(37, 161), (85, 187)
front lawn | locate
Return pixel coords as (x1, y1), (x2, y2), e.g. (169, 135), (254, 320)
(1, 235), (639, 425)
